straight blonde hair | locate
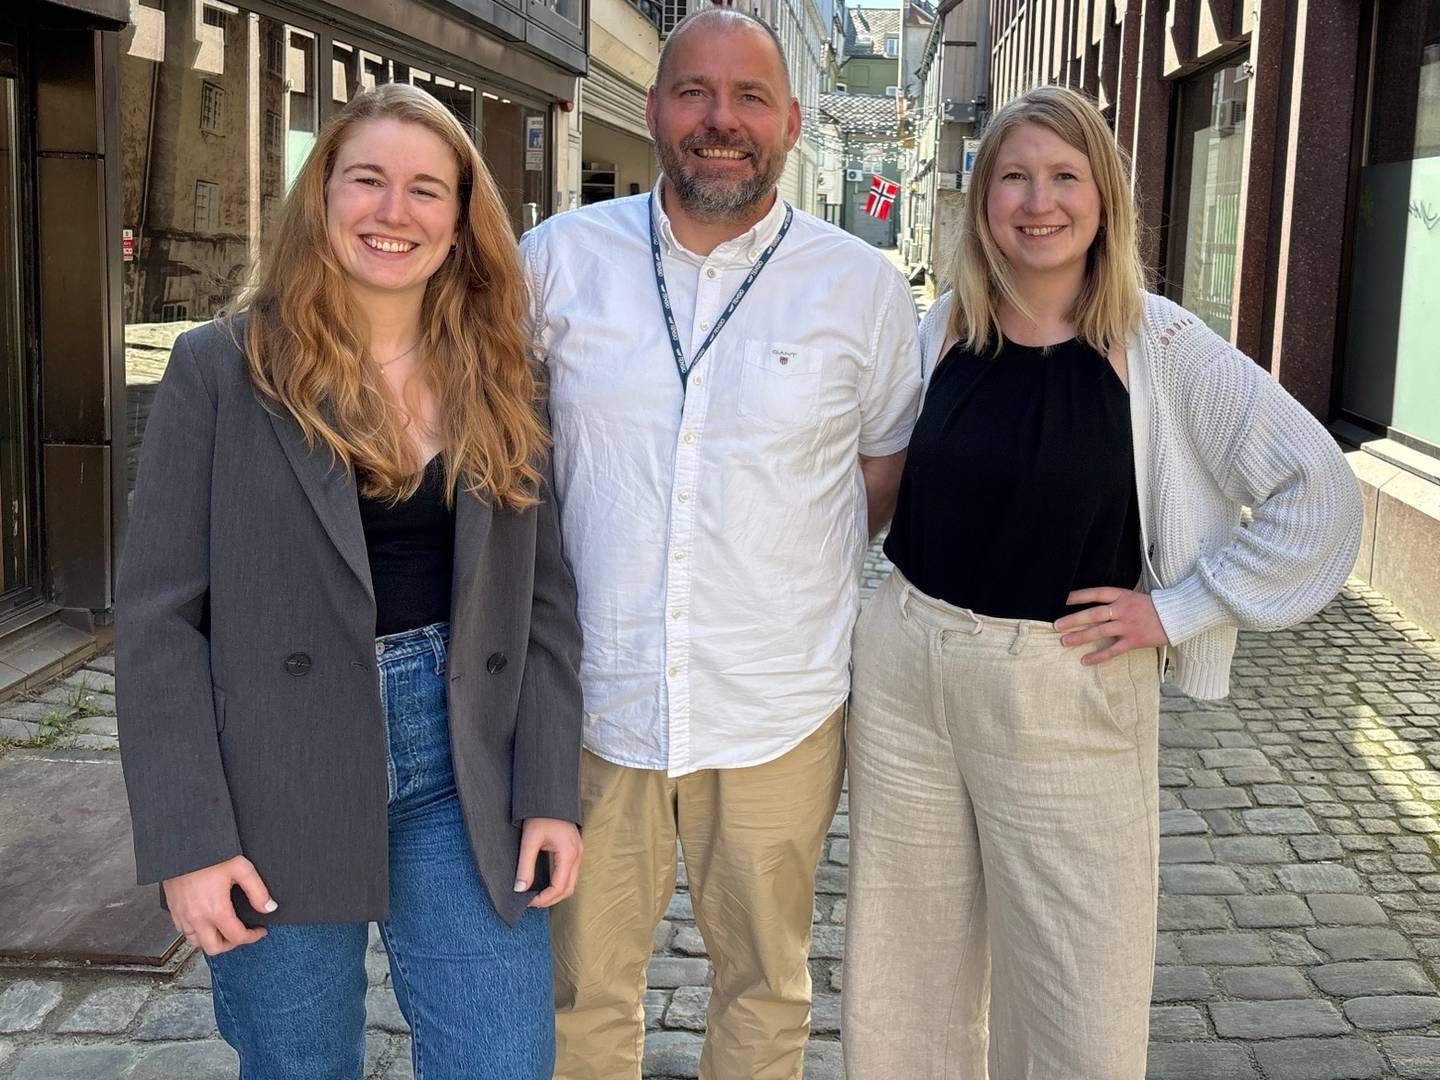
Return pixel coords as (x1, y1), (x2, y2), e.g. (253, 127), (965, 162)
(948, 85), (1147, 355)
(235, 83), (545, 510)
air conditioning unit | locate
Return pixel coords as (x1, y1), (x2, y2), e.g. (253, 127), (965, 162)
(1214, 96), (1245, 135)
(845, 168), (864, 182)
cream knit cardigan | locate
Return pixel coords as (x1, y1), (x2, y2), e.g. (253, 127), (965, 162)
(918, 291), (1364, 700)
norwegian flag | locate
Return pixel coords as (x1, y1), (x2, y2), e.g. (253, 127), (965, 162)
(864, 175), (899, 220)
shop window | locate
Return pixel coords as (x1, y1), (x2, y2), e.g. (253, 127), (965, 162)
(193, 180), (220, 232)
(1165, 58), (1248, 338)
(120, 3), (321, 512)
(0, 74), (38, 606)
(1341, 0), (1440, 453)
(482, 94), (548, 235)
(200, 82), (225, 133)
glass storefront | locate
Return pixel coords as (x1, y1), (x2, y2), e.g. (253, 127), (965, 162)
(1341, 0), (1440, 453)
(482, 94), (548, 235)
(0, 70), (37, 614)
(116, 0), (552, 517)
(1166, 58), (1250, 339)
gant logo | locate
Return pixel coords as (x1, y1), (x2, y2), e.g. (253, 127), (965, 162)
(773, 348), (795, 366)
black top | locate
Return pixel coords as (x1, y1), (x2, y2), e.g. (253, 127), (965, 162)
(358, 454), (456, 637)
(884, 336), (1143, 623)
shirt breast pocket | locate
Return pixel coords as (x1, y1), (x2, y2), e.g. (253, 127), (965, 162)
(737, 341), (823, 427)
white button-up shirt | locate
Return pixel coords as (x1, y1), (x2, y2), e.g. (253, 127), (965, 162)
(520, 188), (921, 775)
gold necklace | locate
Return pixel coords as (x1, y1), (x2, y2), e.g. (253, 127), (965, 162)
(372, 340), (422, 369)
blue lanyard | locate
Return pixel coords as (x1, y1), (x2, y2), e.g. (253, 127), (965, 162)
(649, 192), (793, 391)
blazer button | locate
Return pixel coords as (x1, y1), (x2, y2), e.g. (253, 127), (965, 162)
(285, 652), (312, 676)
(486, 652), (507, 674)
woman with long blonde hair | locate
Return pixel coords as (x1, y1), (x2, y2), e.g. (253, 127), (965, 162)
(842, 85), (1361, 1077)
(116, 83), (583, 1079)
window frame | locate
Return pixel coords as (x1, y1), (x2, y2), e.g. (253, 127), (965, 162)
(193, 179), (220, 233)
(199, 81), (225, 134)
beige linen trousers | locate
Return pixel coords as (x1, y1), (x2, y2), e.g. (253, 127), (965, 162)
(842, 571), (1161, 1079)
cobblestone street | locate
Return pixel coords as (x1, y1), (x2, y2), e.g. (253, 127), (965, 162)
(2, 566), (1438, 1078)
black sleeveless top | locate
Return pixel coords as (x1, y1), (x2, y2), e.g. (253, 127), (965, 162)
(358, 454), (456, 637)
(884, 336), (1143, 623)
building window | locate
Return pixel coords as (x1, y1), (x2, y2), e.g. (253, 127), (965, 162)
(1341, 0), (1440, 453)
(265, 28), (285, 75)
(200, 82), (225, 134)
(1165, 59), (1248, 339)
(884, 34), (899, 58)
(202, 3), (227, 40)
(159, 302), (190, 322)
(194, 181), (221, 232)
(885, 85), (901, 97)
(265, 111), (283, 155)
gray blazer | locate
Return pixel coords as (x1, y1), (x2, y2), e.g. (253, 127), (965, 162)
(115, 317), (583, 927)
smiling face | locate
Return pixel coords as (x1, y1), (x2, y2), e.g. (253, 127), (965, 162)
(324, 117), (461, 305)
(985, 122), (1102, 287)
(646, 21), (801, 221)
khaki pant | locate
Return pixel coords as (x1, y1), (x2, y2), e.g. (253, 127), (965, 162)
(843, 571), (1161, 1079)
(552, 708), (845, 1080)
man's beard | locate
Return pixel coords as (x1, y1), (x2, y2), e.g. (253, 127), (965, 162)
(656, 131), (785, 220)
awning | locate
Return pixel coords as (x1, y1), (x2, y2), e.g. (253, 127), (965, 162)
(36, 0), (131, 30)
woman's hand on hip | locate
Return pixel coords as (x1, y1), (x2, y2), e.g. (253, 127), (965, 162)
(516, 817), (583, 909)
(162, 855), (277, 956)
(1055, 587), (1170, 664)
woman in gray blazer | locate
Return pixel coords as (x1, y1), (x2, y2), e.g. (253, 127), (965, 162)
(116, 84), (583, 1080)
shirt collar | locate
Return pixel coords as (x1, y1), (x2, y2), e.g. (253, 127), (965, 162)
(651, 178), (787, 265)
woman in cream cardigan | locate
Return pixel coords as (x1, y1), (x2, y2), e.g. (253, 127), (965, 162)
(842, 85), (1362, 1078)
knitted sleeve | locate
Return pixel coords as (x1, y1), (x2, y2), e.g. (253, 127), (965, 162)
(1148, 317), (1364, 644)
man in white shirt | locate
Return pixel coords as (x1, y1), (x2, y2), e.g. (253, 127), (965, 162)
(520, 9), (921, 1077)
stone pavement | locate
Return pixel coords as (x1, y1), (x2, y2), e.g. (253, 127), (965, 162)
(2, 570), (1438, 1078)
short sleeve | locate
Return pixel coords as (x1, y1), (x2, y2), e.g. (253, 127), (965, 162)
(518, 228), (548, 364)
(857, 270), (923, 457)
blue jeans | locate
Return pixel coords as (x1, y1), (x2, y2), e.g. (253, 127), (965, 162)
(207, 623), (554, 1080)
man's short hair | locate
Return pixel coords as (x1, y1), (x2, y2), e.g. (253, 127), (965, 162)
(654, 8), (793, 97)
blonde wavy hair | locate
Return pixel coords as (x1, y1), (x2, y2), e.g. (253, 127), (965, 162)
(948, 84), (1147, 355)
(235, 83), (544, 510)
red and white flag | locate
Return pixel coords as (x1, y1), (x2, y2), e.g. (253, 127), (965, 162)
(864, 175), (899, 220)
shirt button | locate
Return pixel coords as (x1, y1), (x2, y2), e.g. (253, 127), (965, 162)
(682, 432), (695, 444)
(678, 491), (690, 503)
(673, 551), (686, 561)
(667, 665), (679, 677)
(699, 321), (710, 332)
(692, 375), (702, 387)
(671, 609), (682, 619)
(706, 268), (716, 278)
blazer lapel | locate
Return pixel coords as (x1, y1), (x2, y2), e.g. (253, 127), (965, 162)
(267, 408), (375, 600)
(450, 487), (494, 628)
